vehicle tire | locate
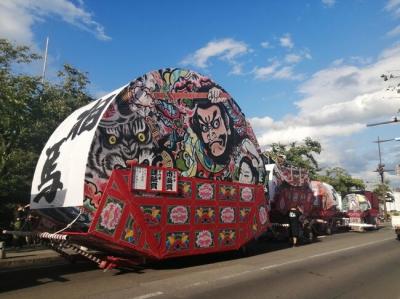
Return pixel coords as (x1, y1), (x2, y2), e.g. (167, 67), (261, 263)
(325, 226), (332, 235)
(240, 240), (257, 257)
(307, 231), (314, 242)
(239, 245), (248, 257)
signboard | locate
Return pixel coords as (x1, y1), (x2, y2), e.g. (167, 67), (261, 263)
(164, 170), (178, 193)
(131, 165), (179, 194)
(150, 169), (163, 191)
(132, 166), (148, 190)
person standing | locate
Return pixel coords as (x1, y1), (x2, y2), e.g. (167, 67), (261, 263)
(12, 204), (26, 248)
(288, 206), (302, 247)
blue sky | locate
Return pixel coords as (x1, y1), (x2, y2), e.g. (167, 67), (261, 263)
(2, 0), (400, 188)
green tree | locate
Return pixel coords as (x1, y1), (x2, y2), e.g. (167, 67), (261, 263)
(264, 137), (322, 178)
(0, 39), (93, 228)
(316, 167), (365, 196)
(373, 181), (392, 219)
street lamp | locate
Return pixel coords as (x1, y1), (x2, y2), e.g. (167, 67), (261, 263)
(367, 116), (399, 127)
(367, 72), (400, 127)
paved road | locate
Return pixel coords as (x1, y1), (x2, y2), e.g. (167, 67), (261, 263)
(0, 227), (399, 299)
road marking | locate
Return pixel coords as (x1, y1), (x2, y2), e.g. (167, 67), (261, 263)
(260, 259), (303, 271)
(139, 237), (394, 295)
(189, 281), (209, 287)
(182, 280), (210, 289)
(131, 291), (164, 299)
(260, 237), (393, 271)
(218, 270), (252, 280)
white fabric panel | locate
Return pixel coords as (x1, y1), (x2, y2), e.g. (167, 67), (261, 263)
(30, 87), (126, 209)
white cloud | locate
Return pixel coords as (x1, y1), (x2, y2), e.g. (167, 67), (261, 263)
(250, 43), (400, 184)
(284, 50), (312, 64)
(349, 56), (372, 65)
(181, 38), (249, 68)
(251, 118), (364, 146)
(253, 62), (280, 79)
(250, 116), (274, 130)
(182, 35), (308, 80)
(253, 61), (304, 81)
(297, 45), (400, 111)
(254, 43), (310, 81)
(274, 66), (304, 80)
(0, 0), (110, 45)
(385, 0), (400, 36)
(387, 25), (400, 37)
(385, 0), (400, 16)
(285, 54), (302, 64)
(279, 33), (294, 49)
(261, 41), (271, 49)
(322, 0), (336, 8)
(229, 63), (243, 75)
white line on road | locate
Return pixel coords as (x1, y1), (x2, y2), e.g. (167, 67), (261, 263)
(260, 237), (393, 271)
(189, 281), (209, 287)
(138, 237), (394, 296)
(130, 291), (164, 299)
(182, 280), (210, 289)
(218, 270), (252, 281)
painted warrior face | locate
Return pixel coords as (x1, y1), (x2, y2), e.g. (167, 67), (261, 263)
(197, 105), (229, 158)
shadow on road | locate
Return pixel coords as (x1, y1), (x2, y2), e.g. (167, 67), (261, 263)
(0, 236), (325, 289)
(0, 261), (97, 293)
(148, 237), (321, 271)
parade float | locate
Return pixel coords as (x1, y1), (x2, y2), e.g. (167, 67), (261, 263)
(341, 191), (379, 231)
(265, 163), (347, 239)
(25, 68), (270, 269)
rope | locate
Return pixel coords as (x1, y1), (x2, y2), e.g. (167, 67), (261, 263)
(53, 209), (83, 234)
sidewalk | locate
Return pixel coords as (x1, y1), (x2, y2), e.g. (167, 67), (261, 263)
(0, 246), (67, 271)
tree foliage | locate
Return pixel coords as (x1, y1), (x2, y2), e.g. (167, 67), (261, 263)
(373, 181), (392, 217)
(0, 39), (93, 227)
(315, 167), (365, 196)
(264, 137), (322, 178)
(373, 182), (392, 199)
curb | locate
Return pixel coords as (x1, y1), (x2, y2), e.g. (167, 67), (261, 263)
(0, 255), (68, 272)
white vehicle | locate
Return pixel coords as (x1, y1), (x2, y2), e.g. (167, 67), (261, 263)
(392, 215), (400, 240)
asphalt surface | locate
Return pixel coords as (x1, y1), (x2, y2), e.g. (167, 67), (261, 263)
(0, 247), (67, 271)
(0, 227), (399, 299)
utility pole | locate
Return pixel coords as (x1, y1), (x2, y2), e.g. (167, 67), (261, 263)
(373, 137), (398, 220)
(366, 72), (400, 220)
(41, 37), (49, 84)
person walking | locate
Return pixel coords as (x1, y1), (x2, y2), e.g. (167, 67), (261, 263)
(288, 206), (302, 247)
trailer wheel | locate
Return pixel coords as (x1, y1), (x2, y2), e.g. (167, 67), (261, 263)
(325, 226), (332, 235)
(240, 245), (249, 257)
(307, 231), (315, 242)
(240, 240), (257, 257)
